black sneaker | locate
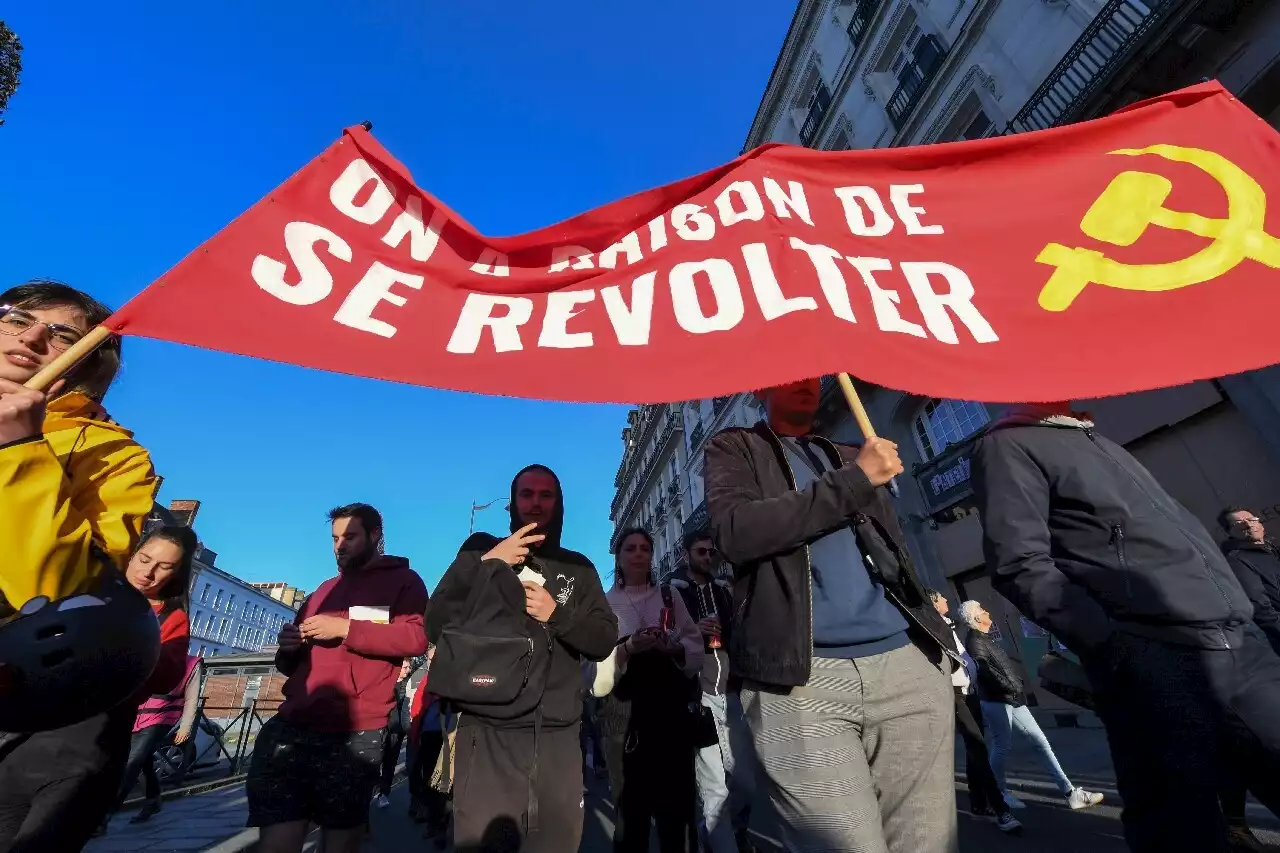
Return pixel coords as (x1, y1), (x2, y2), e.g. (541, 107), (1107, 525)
(969, 805), (997, 822)
(996, 812), (1023, 834)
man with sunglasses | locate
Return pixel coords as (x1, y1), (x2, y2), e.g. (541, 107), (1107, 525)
(670, 530), (756, 853)
(1220, 507), (1280, 654)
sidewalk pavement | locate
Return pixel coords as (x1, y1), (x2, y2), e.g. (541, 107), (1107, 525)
(84, 779), (251, 853)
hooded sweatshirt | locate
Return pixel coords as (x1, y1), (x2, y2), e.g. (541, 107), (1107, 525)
(0, 392), (156, 613)
(276, 555), (429, 733)
(427, 465), (618, 729)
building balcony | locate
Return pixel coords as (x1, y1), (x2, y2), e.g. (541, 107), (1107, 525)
(689, 422), (705, 452)
(667, 480), (681, 508)
(1007, 0), (1171, 133)
(846, 0), (878, 50)
(799, 81), (833, 147)
(612, 412), (683, 529)
(886, 35), (946, 131)
(683, 500), (710, 539)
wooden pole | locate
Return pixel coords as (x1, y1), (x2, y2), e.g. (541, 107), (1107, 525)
(835, 372), (899, 497)
(23, 325), (115, 393)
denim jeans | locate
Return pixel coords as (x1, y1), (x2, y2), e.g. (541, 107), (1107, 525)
(694, 692), (754, 853)
(980, 701), (1072, 795)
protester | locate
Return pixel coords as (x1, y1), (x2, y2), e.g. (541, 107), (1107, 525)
(374, 660), (414, 809)
(0, 524), (194, 852)
(427, 464), (617, 853)
(705, 377), (959, 853)
(596, 527), (703, 852)
(1220, 507), (1280, 652)
(927, 591), (1021, 834)
(246, 504), (428, 853)
(108, 654), (205, 827)
(407, 646), (450, 848)
(972, 402), (1280, 853)
(958, 599), (1103, 812)
(669, 530), (755, 853)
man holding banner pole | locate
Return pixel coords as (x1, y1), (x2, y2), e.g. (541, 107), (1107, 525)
(705, 376), (960, 853)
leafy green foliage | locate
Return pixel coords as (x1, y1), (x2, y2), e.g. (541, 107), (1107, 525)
(0, 21), (22, 127)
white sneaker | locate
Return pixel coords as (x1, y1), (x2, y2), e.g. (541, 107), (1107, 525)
(1068, 788), (1104, 810)
(1003, 791), (1027, 810)
(375, 794), (391, 809)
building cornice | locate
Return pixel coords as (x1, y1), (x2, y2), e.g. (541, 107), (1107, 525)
(743, 0), (829, 152)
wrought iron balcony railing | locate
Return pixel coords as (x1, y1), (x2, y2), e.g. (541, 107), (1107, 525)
(1007, 0), (1171, 133)
(846, 0), (878, 50)
(799, 81), (833, 147)
(886, 35), (946, 131)
(683, 500), (710, 539)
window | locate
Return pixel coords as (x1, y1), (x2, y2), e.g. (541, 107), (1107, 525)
(211, 589), (222, 610)
(199, 583), (211, 604)
(887, 34), (946, 129)
(191, 610), (203, 634)
(219, 618), (230, 642)
(799, 81), (833, 147)
(913, 399), (990, 461)
(938, 91), (994, 142)
(197, 644), (206, 657)
(227, 594), (236, 614)
(242, 600), (251, 617)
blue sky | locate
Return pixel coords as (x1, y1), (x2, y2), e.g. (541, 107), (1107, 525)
(0, 1), (794, 592)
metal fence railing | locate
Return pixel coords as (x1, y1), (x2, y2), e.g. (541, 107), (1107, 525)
(144, 698), (283, 793)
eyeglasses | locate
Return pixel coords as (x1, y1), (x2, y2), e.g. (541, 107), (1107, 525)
(1237, 517), (1263, 526)
(692, 547), (717, 557)
(0, 306), (87, 353)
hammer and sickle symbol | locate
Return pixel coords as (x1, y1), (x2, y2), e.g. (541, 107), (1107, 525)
(1035, 144), (1280, 311)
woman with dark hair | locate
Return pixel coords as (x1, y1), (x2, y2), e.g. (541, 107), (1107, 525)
(99, 526), (199, 830)
(600, 528), (704, 852)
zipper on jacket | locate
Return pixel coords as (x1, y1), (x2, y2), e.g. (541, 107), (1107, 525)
(762, 424), (814, 678)
(1110, 524), (1133, 599)
(1085, 429), (1233, 649)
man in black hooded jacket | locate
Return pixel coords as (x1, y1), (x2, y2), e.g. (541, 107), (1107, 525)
(427, 465), (617, 853)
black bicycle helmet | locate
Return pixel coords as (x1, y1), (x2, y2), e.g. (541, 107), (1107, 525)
(0, 567), (161, 732)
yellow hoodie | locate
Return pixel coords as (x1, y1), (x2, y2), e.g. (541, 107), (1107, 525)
(0, 392), (157, 611)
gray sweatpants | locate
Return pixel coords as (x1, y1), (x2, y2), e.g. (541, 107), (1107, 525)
(740, 642), (958, 853)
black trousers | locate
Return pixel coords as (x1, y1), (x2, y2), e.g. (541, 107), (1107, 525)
(115, 723), (169, 809)
(1084, 627), (1280, 853)
(452, 722), (584, 853)
(0, 709), (133, 853)
(603, 722), (696, 853)
(409, 730), (449, 830)
(954, 689), (1008, 817)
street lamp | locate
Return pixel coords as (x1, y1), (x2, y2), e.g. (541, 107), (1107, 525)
(469, 497), (505, 535)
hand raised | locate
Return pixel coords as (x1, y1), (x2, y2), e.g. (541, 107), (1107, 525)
(0, 378), (62, 445)
(854, 437), (904, 487)
(483, 523), (546, 567)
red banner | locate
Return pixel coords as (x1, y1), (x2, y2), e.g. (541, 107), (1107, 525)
(111, 82), (1280, 404)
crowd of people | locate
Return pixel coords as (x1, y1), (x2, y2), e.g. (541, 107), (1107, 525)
(4, 279), (1280, 853)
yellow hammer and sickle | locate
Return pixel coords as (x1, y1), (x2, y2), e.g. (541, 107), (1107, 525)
(1035, 144), (1280, 311)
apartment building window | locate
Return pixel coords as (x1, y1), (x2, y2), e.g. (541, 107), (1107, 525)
(839, 0), (877, 50)
(212, 589), (222, 610)
(197, 644), (207, 658)
(886, 33), (946, 129)
(938, 91), (995, 141)
(242, 600), (251, 617)
(219, 618), (231, 642)
(227, 594), (236, 614)
(913, 399), (990, 461)
(199, 582), (210, 604)
(799, 80), (833, 147)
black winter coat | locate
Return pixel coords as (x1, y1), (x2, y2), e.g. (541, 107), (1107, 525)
(965, 630), (1026, 707)
(972, 421), (1253, 656)
(1223, 539), (1280, 649)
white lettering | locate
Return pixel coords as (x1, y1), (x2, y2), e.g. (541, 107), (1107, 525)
(900, 262), (999, 344)
(329, 158), (396, 225)
(537, 290), (596, 349)
(714, 181), (765, 227)
(601, 272), (656, 346)
(598, 231), (644, 269)
(669, 259), (744, 334)
(834, 186), (894, 237)
(763, 178), (814, 226)
(333, 262), (424, 338)
(381, 196), (447, 262)
(549, 245), (595, 273)
(446, 294), (534, 353)
(742, 243), (817, 321)
(788, 238), (856, 323)
(889, 184), (943, 235)
(469, 248), (510, 277)
(844, 256), (926, 338)
(646, 215), (668, 253)
(671, 204), (716, 242)
(251, 221), (352, 306)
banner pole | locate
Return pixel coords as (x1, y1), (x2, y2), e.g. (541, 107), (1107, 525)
(23, 326), (115, 393)
(835, 372), (900, 498)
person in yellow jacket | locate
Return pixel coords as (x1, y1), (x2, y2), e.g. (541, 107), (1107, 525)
(0, 280), (157, 617)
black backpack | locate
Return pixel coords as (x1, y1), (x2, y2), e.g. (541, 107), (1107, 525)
(427, 553), (553, 721)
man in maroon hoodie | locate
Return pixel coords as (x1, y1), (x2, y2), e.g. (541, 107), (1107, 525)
(247, 503), (429, 853)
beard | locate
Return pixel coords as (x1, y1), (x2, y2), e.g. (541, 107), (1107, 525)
(337, 546), (375, 571)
